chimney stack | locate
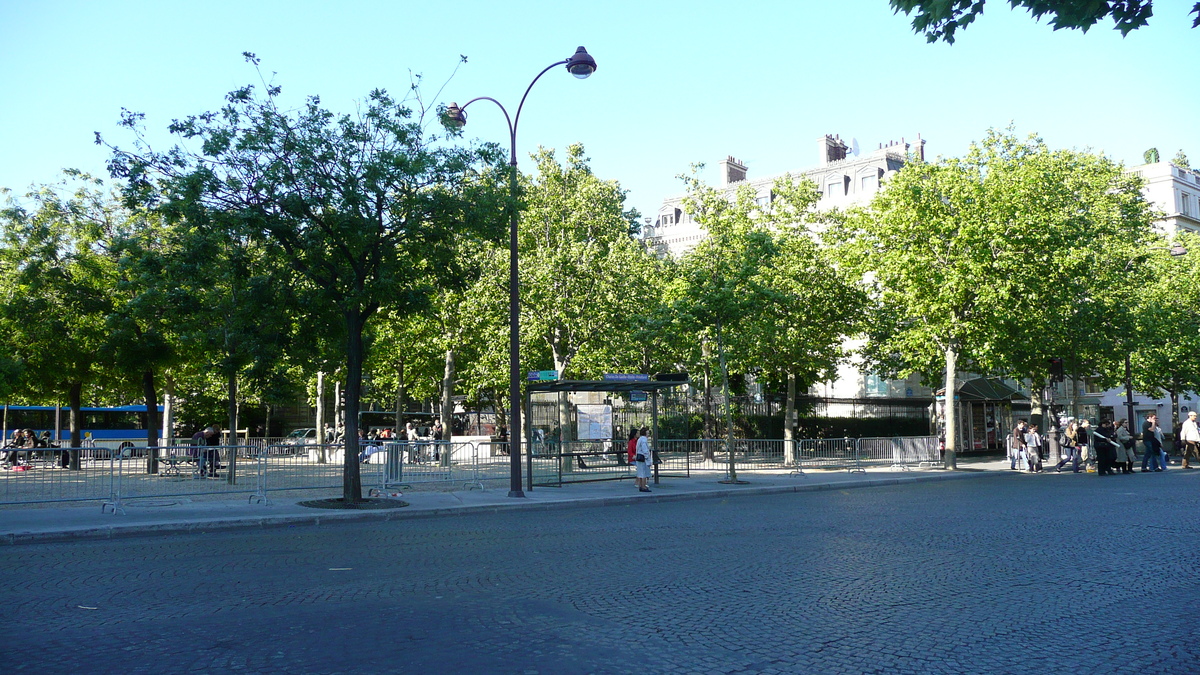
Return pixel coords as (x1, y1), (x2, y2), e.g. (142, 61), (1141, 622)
(719, 156), (747, 186)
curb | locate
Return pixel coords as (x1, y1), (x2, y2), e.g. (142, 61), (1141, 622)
(1, 470), (1007, 546)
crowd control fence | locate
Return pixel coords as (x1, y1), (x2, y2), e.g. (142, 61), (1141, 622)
(0, 435), (940, 507)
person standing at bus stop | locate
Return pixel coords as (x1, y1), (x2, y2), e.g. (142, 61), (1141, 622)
(634, 427), (652, 493)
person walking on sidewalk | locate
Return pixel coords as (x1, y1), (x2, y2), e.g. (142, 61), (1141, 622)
(1023, 424), (1043, 473)
(634, 427), (652, 493)
(1010, 420), (1028, 471)
(1142, 414), (1164, 472)
(1056, 420), (1082, 473)
(1179, 411), (1199, 469)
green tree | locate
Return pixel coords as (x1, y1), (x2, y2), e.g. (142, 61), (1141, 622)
(1144, 147), (1160, 164)
(104, 54), (504, 502)
(465, 145), (653, 442)
(0, 173), (122, 464)
(1173, 150), (1191, 169)
(1129, 233), (1200, 435)
(669, 174), (785, 479)
(891, 0), (1200, 43)
(835, 128), (1155, 468)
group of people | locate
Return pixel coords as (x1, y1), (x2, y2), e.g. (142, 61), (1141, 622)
(626, 426), (653, 492)
(1008, 410), (1200, 476)
(357, 419), (444, 464)
(188, 425), (223, 478)
(2, 428), (57, 469)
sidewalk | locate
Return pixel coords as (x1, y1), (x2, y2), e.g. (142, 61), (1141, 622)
(0, 457), (1013, 545)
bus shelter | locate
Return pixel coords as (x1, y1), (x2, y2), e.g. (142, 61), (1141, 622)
(935, 377), (1025, 453)
(524, 378), (688, 490)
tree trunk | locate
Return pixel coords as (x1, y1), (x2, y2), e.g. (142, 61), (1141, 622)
(316, 370), (326, 462)
(943, 342), (958, 470)
(394, 360), (406, 435)
(334, 380), (342, 433)
(143, 369), (159, 474)
(163, 373), (175, 446)
(784, 372), (797, 465)
(226, 370), (238, 484)
(703, 361), (715, 460)
(440, 348), (455, 467)
(264, 402), (272, 439)
(342, 308), (365, 503)
(716, 320), (739, 482)
(68, 381), (82, 470)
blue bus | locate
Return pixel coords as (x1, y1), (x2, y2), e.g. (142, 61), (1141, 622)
(2, 404), (165, 442)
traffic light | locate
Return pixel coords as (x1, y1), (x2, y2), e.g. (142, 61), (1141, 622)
(1049, 358), (1064, 383)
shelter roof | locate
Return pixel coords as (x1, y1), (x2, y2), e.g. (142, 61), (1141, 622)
(526, 379), (688, 394)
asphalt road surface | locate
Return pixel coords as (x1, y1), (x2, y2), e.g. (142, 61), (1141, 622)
(3, 471), (1198, 674)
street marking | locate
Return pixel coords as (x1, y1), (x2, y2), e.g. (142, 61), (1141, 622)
(78, 606), (98, 610)
(328, 567), (352, 571)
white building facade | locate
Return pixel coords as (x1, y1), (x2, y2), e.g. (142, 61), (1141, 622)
(644, 134), (921, 257)
(643, 134), (934, 413)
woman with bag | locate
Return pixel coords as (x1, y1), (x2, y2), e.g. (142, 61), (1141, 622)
(1056, 420), (1082, 473)
(634, 427), (652, 493)
(1114, 419), (1135, 474)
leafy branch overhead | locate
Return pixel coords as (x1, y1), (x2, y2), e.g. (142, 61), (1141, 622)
(890, 0), (1200, 43)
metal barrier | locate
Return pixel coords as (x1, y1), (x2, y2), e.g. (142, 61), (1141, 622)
(0, 443), (117, 505)
(856, 436), (941, 470)
(530, 440), (634, 487)
(101, 444), (265, 514)
(367, 441), (482, 496)
(0, 436), (942, 507)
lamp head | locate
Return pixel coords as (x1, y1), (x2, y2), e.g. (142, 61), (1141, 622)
(443, 103), (467, 128)
(566, 46), (597, 79)
(1170, 244), (1188, 257)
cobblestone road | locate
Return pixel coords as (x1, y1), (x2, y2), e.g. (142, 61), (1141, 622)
(2, 472), (1198, 674)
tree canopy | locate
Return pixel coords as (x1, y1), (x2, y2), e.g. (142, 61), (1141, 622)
(891, 0), (1200, 43)
(834, 128), (1156, 466)
(102, 54), (506, 500)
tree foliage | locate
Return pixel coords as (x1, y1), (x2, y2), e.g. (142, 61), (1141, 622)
(834, 128), (1156, 464)
(103, 54), (506, 500)
(891, 0), (1200, 43)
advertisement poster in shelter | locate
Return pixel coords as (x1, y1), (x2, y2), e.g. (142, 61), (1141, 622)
(576, 404), (613, 440)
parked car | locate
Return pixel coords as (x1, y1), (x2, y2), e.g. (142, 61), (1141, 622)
(281, 428), (318, 445)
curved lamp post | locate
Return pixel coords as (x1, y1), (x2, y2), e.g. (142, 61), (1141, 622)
(444, 46), (597, 498)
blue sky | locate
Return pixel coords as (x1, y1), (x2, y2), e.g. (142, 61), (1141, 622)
(2, 0), (1198, 221)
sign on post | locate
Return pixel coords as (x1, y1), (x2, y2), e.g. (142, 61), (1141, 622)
(602, 373), (650, 382)
(527, 370), (560, 381)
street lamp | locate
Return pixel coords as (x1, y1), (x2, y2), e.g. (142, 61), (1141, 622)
(443, 46), (596, 498)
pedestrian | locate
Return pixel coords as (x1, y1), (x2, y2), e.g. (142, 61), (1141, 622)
(1056, 420), (1082, 473)
(1093, 420), (1120, 476)
(1078, 419), (1095, 473)
(205, 425), (222, 477)
(634, 427), (652, 493)
(1141, 414), (1164, 472)
(1180, 411), (1200, 469)
(1114, 419), (1135, 474)
(1023, 424), (1042, 473)
(405, 421), (419, 463)
(1010, 420), (1028, 470)
(626, 427), (639, 479)
(431, 419), (443, 461)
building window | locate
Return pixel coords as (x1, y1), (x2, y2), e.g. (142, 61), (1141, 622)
(827, 180), (843, 198)
(861, 174), (877, 192)
(864, 373), (889, 397)
(1182, 192), (1194, 217)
